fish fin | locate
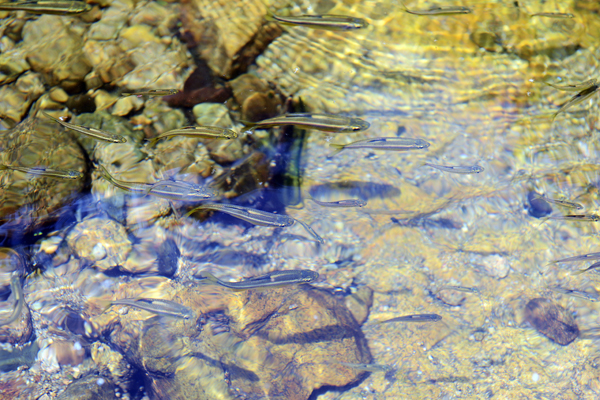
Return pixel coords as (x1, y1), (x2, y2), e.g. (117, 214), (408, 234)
(95, 164), (116, 185)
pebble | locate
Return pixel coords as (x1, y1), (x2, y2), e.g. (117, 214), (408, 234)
(527, 191), (552, 218)
(524, 298), (579, 345)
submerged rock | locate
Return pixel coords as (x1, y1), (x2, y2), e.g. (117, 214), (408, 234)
(90, 280), (372, 400)
(22, 15), (92, 92)
(0, 115), (87, 237)
(56, 374), (117, 400)
(524, 298), (579, 346)
(67, 218), (132, 271)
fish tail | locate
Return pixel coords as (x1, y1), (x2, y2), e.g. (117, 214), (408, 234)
(184, 206), (207, 218)
(265, 9), (275, 22)
(400, 2), (408, 11)
(239, 120), (257, 128)
(196, 271), (218, 284)
(327, 144), (345, 158)
(41, 111), (59, 123)
(96, 164), (116, 185)
(147, 137), (160, 147)
(0, 164), (8, 171)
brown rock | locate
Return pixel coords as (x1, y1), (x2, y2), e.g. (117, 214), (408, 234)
(524, 298), (579, 345)
(22, 16), (92, 91)
(50, 340), (86, 367)
(179, 0), (279, 78)
(56, 374), (117, 400)
(164, 61), (231, 108)
(92, 280), (372, 400)
(0, 115), (87, 236)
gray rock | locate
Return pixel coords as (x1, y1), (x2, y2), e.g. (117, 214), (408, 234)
(56, 374), (118, 400)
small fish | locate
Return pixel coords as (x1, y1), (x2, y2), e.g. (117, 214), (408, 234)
(424, 163), (484, 174)
(0, 275), (24, 327)
(571, 262), (600, 275)
(0, 0), (91, 14)
(545, 78), (596, 92)
(112, 298), (193, 319)
(547, 214), (600, 222)
(331, 362), (392, 373)
(121, 89), (179, 97)
(186, 202), (295, 228)
(533, 195), (583, 210)
(401, 3), (471, 15)
(265, 11), (368, 30)
(310, 198), (367, 207)
(531, 12), (575, 19)
(0, 164), (83, 180)
(292, 218), (325, 244)
(144, 180), (215, 199)
(196, 269), (319, 290)
(246, 113), (370, 133)
(97, 164), (214, 201)
(437, 285), (480, 294)
(549, 286), (599, 302)
(148, 126), (238, 146)
(551, 252), (600, 264)
(552, 84), (600, 120)
(330, 137), (430, 152)
(43, 112), (127, 143)
(378, 313), (442, 323)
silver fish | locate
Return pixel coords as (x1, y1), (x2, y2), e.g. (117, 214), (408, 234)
(186, 203), (295, 228)
(310, 198), (367, 207)
(266, 12), (368, 30)
(330, 137), (430, 152)
(332, 362), (392, 372)
(571, 262), (600, 275)
(121, 89), (179, 97)
(437, 285), (480, 294)
(424, 163), (484, 174)
(531, 12), (575, 19)
(97, 164), (214, 202)
(247, 113), (370, 133)
(148, 126), (238, 146)
(552, 84), (600, 120)
(144, 180), (215, 199)
(549, 287), (599, 302)
(378, 313), (442, 323)
(547, 214), (600, 222)
(545, 78), (596, 92)
(112, 298), (193, 319)
(0, 164), (83, 180)
(401, 3), (471, 15)
(551, 252), (600, 264)
(292, 218), (324, 244)
(43, 112), (127, 143)
(0, 0), (91, 14)
(196, 269), (319, 290)
(533, 195), (583, 210)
